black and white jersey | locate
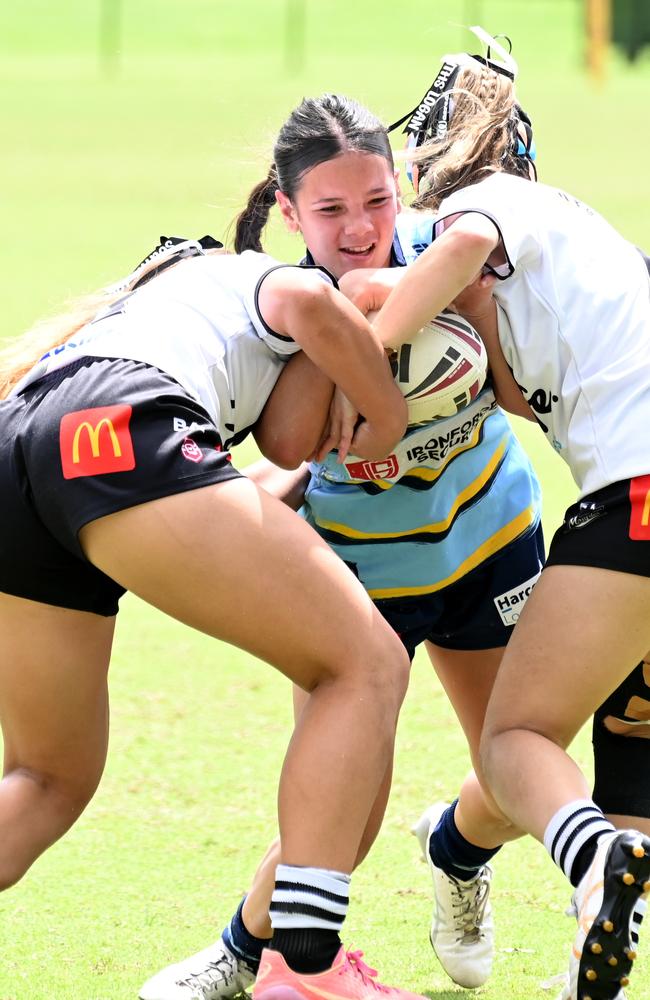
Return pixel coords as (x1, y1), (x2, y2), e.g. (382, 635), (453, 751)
(14, 251), (331, 447)
(436, 173), (650, 496)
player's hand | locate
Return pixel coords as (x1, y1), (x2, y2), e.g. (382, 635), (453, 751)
(338, 267), (405, 316)
(349, 415), (399, 462)
(313, 388), (359, 463)
(451, 270), (497, 323)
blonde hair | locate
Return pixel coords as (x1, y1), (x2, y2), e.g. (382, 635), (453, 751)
(0, 244), (226, 399)
(408, 63), (526, 212)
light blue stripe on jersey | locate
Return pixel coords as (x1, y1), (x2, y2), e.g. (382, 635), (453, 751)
(301, 212), (543, 599)
(303, 387), (541, 598)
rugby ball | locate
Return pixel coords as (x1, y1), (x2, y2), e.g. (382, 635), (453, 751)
(392, 311), (488, 424)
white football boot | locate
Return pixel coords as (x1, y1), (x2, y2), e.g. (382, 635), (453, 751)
(565, 829), (650, 1000)
(412, 802), (494, 988)
(139, 937), (256, 1000)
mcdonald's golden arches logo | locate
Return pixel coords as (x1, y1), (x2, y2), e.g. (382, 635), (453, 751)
(60, 405), (136, 479)
(629, 475), (650, 540)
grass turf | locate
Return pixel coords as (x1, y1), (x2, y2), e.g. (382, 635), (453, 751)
(1, 2), (648, 996)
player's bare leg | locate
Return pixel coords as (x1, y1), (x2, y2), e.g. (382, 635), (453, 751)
(0, 594), (114, 888)
(81, 478), (409, 873)
(82, 479), (423, 999)
(481, 565), (650, 1000)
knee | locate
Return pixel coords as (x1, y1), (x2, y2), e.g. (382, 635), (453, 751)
(316, 621), (410, 714)
(356, 626), (411, 712)
(478, 721), (507, 792)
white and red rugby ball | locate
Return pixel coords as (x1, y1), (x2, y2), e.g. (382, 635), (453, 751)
(392, 311), (488, 424)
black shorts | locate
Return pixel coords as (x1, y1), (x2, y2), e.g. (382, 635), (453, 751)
(0, 357), (242, 616)
(546, 479), (650, 577)
(372, 522), (545, 660)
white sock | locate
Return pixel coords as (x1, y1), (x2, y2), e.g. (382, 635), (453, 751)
(543, 799), (616, 884)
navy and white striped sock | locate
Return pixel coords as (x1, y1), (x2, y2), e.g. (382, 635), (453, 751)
(270, 864), (350, 930)
(543, 800), (616, 887)
(268, 864), (350, 974)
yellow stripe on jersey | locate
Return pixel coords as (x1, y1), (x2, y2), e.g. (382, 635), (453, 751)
(315, 435), (508, 541)
(344, 411), (489, 489)
(366, 504), (538, 600)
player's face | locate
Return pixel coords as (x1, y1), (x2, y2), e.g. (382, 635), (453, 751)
(276, 150), (399, 279)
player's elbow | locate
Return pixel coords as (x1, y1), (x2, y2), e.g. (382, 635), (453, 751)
(255, 424), (314, 469)
(263, 437), (310, 470)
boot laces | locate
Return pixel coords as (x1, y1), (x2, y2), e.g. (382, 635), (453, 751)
(449, 869), (490, 942)
(341, 950), (391, 993)
(178, 950), (250, 996)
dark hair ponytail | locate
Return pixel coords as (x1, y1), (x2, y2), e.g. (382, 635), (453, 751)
(234, 166), (279, 253)
(235, 94), (393, 253)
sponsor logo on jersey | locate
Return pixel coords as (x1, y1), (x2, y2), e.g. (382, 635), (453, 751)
(629, 475), (650, 540)
(345, 455), (399, 481)
(405, 399), (495, 463)
(517, 384), (559, 435)
(493, 571), (541, 626)
(173, 417), (205, 435)
(567, 501), (606, 531)
(181, 437), (203, 463)
(60, 405), (135, 479)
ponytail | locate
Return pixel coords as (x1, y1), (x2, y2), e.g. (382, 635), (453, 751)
(0, 237), (225, 400)
(409, 65), (518, 211)
(0, 292), (116, 400)
(234, 166), (279, 253)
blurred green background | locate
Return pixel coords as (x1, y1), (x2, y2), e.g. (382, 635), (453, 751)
(1, 3), (649, 998)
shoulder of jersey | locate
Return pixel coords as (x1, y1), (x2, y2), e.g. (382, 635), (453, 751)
(395, 210), (436, 263)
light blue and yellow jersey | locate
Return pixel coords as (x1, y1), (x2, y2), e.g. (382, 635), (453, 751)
(300, 211), (543, 600)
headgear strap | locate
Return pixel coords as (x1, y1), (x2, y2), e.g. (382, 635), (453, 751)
(387, 26), (531, 191)
(109, 235), (224, 295)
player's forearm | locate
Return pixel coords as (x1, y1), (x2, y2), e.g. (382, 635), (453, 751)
(244, 458), (310, 511)
(286, 282), (406, 440)
(373, 219), (499, 349)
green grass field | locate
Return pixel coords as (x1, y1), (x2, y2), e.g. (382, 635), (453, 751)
(1, 2), (649, 998)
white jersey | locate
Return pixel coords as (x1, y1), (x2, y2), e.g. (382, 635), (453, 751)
(14, 251), (325, 448)
(436, 172), (650, 496)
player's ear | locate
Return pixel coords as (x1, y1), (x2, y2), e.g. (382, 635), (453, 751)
(275, 191), (300, 233)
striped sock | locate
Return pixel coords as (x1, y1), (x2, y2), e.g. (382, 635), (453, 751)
(543, 800), (616, 887)
(268, 864), (350, 974)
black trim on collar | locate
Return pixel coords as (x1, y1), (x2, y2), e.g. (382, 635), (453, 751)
(254, 263), (339, 342)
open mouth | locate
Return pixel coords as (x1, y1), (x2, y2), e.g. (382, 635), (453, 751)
(340, 242), (376, 258)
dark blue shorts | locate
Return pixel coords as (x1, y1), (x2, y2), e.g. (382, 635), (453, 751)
(372, 521), (545, 659)
(0, 357), (242, 616)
